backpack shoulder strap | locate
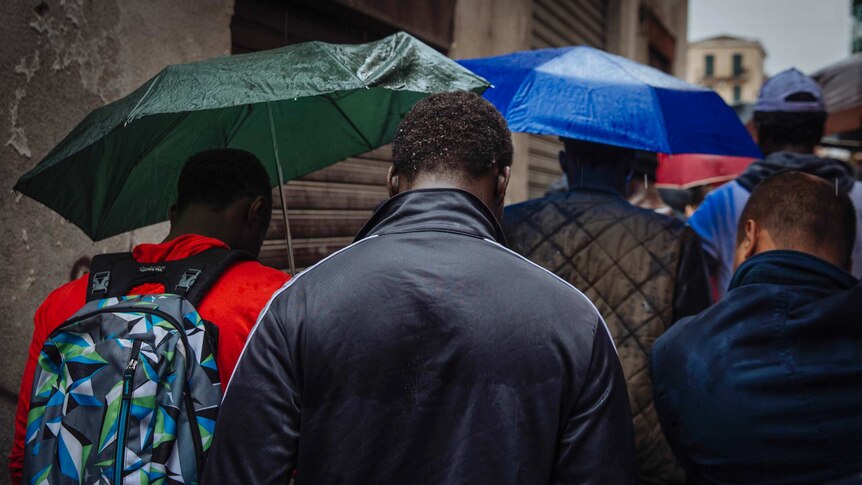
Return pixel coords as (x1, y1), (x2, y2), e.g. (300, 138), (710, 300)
(85, 248), (255, 305)
(86, 252), (138, 302)
(175, 248), (255, 306)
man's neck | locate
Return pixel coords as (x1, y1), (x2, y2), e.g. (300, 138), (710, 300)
(165, 209), (239, 249)
(566, 172), (625, 195)
(762, 144), (815, 156)
(400, 173), (499, 217)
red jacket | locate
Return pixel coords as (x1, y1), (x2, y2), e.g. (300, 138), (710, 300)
(8, 234), (290, 484)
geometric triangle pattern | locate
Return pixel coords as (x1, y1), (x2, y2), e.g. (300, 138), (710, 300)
(24, 294), (223, 484)
(504, 191), (686, 482)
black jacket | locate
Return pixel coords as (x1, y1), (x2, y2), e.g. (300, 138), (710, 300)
(203, 189), (636, 484)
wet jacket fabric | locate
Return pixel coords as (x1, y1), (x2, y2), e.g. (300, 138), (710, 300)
(203, 189), (636, 485)
(689, 151), (862, 298)
(503, 188), (711, 484)
(8, 235), (289, 485)
(651, 250), (862, 484)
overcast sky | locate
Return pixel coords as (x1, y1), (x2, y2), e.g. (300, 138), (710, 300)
(688, 0), (853, 75)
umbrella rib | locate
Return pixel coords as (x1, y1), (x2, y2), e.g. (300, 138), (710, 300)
(315, 41), (368, 88)
(94, 111), (190, 239)
(325, 96), (375, 151)
(597, 54), (672, 153)
(125, 73), (163, 125)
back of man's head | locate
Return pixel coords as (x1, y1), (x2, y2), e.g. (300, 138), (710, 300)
(392, 91), (513, 182)
(176, 148), (271, 214)
(560, 138), (636, 193)
(561, 138), (636, 166)
(171, 148), (273, 256)
(753, 68), (827, 155)
(736, 171), (855, 269)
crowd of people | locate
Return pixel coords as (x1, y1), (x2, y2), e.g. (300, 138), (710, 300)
(9, 69), (862, 484)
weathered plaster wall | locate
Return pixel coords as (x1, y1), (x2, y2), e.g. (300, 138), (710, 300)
(0, 1), (232, 479)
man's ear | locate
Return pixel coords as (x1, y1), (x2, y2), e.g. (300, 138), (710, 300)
(496, 165), (511, 205)
(246, 196), (269, 224)
(734, 219), (759, 269)
(386, 165), (400, 198)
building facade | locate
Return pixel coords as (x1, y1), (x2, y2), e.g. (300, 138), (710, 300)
(686, 35), (766, 106)
(854, 0), (861, 53)
(1, 0), (688, 471)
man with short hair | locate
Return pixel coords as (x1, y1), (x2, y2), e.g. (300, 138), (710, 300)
(651, 171), (862, 483)
(203, 92), (636, 484)
(504, 137), (711, 484)
(8, 149), (290, 484)
(688, 68), (862, 298)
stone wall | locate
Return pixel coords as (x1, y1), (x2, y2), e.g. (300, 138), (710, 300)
(0, 1), (232, 479)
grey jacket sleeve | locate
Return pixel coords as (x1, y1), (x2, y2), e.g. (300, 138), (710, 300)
(552, 319), (637, 484)
(202, 292), (301, 484)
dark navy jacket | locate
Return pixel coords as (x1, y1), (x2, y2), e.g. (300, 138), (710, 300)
(651, 250), (862, 484)
(203, 189), (636, 484)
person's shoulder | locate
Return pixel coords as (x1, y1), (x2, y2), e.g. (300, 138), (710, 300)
(258, 236), (381, 293)
(504, 194), (561, 222)
(224, 259), (290, 283)
(36, 275), (89, 330)
(213, 259), (290, 295)
(623, 202), (686, 231)
(483, 237), (601, 315)
(655, 288), (753, 361)
(689, 181), (746, 227)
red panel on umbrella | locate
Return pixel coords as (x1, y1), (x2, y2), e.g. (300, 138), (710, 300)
(656, 153), (757, 189)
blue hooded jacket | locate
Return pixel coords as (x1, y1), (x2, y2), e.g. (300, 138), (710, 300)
(650, 250), (862, 484)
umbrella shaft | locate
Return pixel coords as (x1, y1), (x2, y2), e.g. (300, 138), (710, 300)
(268, 103), (297, 276)
(276, 174), (297, 276)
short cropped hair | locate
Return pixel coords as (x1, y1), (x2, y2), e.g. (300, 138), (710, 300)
(393, 91), (513, 181)
(753, 111), (827, 148)
(176, 148), (271, 213)
(562, 137), (636, 167)
(737, 171), (856, 267)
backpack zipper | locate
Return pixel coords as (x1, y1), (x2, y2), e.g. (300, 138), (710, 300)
(115, 339), (141, 484)
(57, 304), (208, 478)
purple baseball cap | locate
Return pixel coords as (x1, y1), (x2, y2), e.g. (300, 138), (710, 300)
(754, 68), (826, 113)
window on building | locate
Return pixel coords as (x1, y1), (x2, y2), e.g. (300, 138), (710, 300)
(644, 8), (675, 74)
(733, 53), (744, 76)
(733, 85), (742, 103)
(705, 54), (714, 77)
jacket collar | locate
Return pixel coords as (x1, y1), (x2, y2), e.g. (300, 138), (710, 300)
(729, 250), (858, 292)
(354, 188), (506, 244)
(736, 151), (854, 193)
(132, 234), (229, 263)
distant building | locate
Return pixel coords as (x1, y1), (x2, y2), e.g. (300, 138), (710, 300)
(686, 35), (766, 106)
(853, 0), (861, 53)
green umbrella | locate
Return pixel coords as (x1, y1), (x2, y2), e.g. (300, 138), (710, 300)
(14, 32), (488, 273)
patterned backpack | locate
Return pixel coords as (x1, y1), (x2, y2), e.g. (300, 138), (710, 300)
(23, 248), (251, 484)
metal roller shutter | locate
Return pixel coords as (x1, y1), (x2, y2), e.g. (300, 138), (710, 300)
(529, 0), (608, 198)
(259, 147), (391, 270)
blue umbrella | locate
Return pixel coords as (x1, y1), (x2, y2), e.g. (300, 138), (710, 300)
(458, 47), (762, 158)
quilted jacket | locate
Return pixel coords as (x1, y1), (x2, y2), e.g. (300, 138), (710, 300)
(503, 188), (711, 484)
